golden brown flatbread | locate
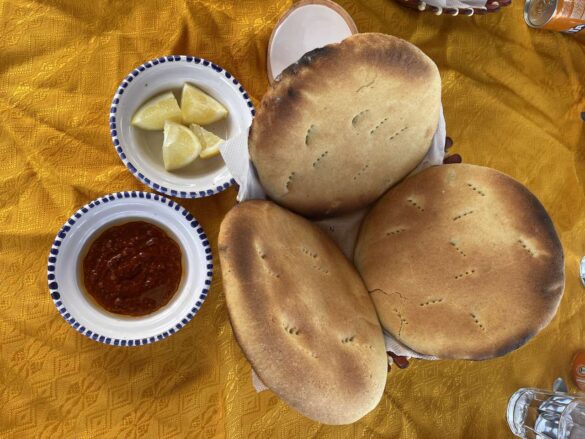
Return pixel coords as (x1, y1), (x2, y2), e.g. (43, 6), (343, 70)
(354, 164), (565, 360)
(249, 33), (441, 218)
(219, 200), (387, 424)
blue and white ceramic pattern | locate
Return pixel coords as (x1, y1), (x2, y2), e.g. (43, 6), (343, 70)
(110, 55), (255, 198)
(47, 191), (212, 346)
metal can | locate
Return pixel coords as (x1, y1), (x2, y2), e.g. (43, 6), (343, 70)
(524, 0), (585, 33)
(572, 351), (585, 391)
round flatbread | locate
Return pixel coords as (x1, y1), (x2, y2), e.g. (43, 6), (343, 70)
(249, 32), (441, 218)
(219, 200), (387, 424)
(354, 164), (564, 360)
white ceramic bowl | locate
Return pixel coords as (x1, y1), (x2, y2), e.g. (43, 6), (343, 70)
(47, 191), (212, 346)
(110, 55), (255, 198)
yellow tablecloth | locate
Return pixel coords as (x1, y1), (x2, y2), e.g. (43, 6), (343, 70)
(1, 0), (584, 437)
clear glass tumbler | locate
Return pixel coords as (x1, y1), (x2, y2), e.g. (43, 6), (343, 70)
(507, 388), (585, 438)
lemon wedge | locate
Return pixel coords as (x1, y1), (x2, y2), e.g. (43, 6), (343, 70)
(181, 83), (228, 125)
(162, 121), (202, 171)
(189, 123), (223, 159)
(131, 91), (182, 130)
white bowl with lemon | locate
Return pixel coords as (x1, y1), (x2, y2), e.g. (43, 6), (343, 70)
(110, 55), (254, 198)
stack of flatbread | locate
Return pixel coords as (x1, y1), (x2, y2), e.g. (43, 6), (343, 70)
(218, 33), (565, 424)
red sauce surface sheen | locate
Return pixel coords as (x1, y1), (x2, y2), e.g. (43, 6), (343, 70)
(82, 221), (182, 316)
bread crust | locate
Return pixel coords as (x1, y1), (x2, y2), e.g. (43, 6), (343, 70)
(354, 164), (565, 360)
(219, 200), (388, 424)
(249, 33), (441, 218)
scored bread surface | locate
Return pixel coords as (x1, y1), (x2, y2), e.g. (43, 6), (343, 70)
(219, 200), (387, 424)
(249, 33), (441, 218)
(354, 164), (565, 360)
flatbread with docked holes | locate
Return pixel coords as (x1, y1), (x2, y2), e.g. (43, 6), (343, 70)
(219, 200), (387, 424)
(249, 33), (441, 218)
(354, 164), (565, 360)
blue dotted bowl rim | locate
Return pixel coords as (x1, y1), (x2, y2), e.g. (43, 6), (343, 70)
(47, 190), (213, 347)
(110, 55), (256, 199)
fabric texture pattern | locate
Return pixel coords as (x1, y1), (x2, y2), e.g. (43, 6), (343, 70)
(0, 0), (584, 437)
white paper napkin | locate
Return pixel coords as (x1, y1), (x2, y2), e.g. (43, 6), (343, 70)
(220, 107), (445, 391)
